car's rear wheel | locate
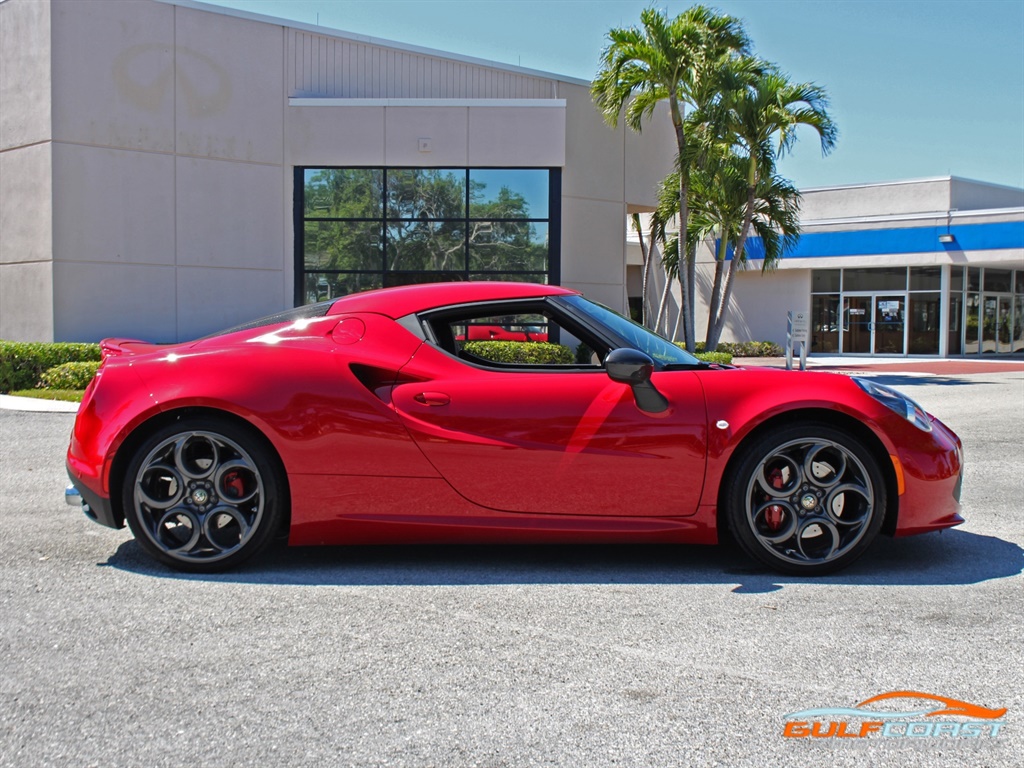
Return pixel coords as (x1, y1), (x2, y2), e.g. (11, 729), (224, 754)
(723, 422), (886, 576)
(122, 418), (284, 572)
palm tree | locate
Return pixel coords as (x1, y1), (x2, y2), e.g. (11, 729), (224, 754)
(704, 68), (836, 348)
(689, 151), (748, 338)
(592, 6), (750, 350)
(654, 151), (802, 347)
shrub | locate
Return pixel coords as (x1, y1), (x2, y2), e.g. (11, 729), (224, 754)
(39, 361), (102, 390)
(723, 340), (783, 357)
(675, 340), (782, 357)
(0, 341), (102, 392)
(674, 343), (734, 365)
(461, 341), (574, 365)
(694, 351), (733, 365)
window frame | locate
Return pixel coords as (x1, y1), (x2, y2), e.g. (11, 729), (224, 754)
(294, 167), (561, 306)
(416, 298), (611, 372)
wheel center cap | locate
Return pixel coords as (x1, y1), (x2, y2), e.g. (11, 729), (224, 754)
(800, 494), (818, 510)
(191, 489), (210, 505)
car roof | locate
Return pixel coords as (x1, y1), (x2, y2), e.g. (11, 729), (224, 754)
(327, 281), (578, 318)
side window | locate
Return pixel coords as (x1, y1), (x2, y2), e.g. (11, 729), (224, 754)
(429, 308), (604, 368)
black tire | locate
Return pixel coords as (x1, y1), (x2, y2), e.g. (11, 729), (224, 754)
(723, 422), (886, 576)
(121, 417), (285, 573)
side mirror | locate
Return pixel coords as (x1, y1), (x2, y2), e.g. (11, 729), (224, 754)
(605, 348), (668, 413)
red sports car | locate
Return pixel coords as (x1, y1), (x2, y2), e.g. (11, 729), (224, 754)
(65, 282), (964, 575)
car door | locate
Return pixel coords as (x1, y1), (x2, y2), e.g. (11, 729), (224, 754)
(390, 304), (708, 517)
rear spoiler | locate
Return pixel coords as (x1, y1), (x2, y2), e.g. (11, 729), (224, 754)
(99, 338), (171, 359)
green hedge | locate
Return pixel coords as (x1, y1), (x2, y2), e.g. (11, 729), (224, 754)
(674, 343), (734, 365)
(677, 340), (782, 357)
(693, 351), (733, 365)
(462, 341), (574, 365)
(39, 361), (102, 390)
(0, 341), (101, 392)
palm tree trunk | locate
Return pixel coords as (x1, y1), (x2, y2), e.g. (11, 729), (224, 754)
(685, 228), (696, 346)
(654, 267), (671, 336)
(705, 231), (728, 347)
(672, 272), (685, 341)
(707, 179), (757, 350)
(669, 93), (696, 352)
(633, 213), (653, 328)
(678, 170), (696, 351)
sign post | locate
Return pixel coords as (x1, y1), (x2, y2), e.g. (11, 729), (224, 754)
(786, 310), (810, 371)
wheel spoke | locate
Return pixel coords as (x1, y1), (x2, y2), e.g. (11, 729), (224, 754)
(137, 463), (184, 510)
(755, 454), (802, 498)
(174, 434), (219, 480)
(752, 501), (799, 544)
(826, 483), (873, 526)
(796, 519), (840, 561)
(155, 508), (202, 553)
(804, 443), (846, 488)
(215, 461), (260, 504)
(203, 507), (252, 552)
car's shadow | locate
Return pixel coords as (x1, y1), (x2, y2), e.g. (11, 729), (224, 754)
(104, 528), (1023, 593)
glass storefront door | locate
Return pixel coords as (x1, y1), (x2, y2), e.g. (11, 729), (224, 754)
(996, 295), (1013, 354)
(874, 295), (906, 354)
(1015, 296), (1024, 353)
(842, 294), (906, 354)
(843, 296), (871, 353)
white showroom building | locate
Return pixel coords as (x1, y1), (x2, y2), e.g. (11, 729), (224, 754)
(630, 176), (1024, 356)
(2, 0), (1023, 356)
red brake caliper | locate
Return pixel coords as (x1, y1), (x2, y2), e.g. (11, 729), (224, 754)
(764, 467), (786, 531)
(223, 471), (244, 500)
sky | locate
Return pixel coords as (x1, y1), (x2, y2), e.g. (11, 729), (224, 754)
(201, 0), (1024, 191)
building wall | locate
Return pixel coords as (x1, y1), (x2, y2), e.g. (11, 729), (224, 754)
(288, 28), (557, 100)
(799, 178), (955, 220)
(45, 0), (290, 341)
(0, 0), (51, 149)
(0, 0), (54, 340)
(0, 0), (670, 342)
(799, 177), (1024, 221)
(686, 245), (814, 348)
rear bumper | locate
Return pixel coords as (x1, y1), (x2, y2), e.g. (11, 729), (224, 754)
(65, 465), (122, 529)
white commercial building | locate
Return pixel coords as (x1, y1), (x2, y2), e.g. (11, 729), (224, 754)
(2, 0), (1022, 356)
(630, 176), (1024, 356)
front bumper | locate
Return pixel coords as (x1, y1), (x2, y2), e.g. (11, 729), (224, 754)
(892, 415), (964, 536)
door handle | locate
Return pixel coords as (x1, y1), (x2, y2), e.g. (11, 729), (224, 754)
(413, 391), (451, 406)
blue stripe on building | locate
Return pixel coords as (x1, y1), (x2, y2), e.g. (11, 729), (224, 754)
(734, 220), (1024, 260)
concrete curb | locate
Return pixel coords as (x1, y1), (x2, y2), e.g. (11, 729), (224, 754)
(0, 394), (80, 413)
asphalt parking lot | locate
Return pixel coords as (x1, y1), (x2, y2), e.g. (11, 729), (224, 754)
(1, 370), (1022, 767)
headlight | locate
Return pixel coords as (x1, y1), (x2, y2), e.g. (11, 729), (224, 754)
(853, 377), (932, 432)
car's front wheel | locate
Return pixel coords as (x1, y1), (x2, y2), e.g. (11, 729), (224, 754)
(723, 422), (887, 575)
(122, 418), (284, 572)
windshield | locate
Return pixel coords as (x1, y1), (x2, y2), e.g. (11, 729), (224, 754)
(561, 295), (701, 366)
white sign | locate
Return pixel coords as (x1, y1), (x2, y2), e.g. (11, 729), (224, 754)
(788, 311), (810, 343)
